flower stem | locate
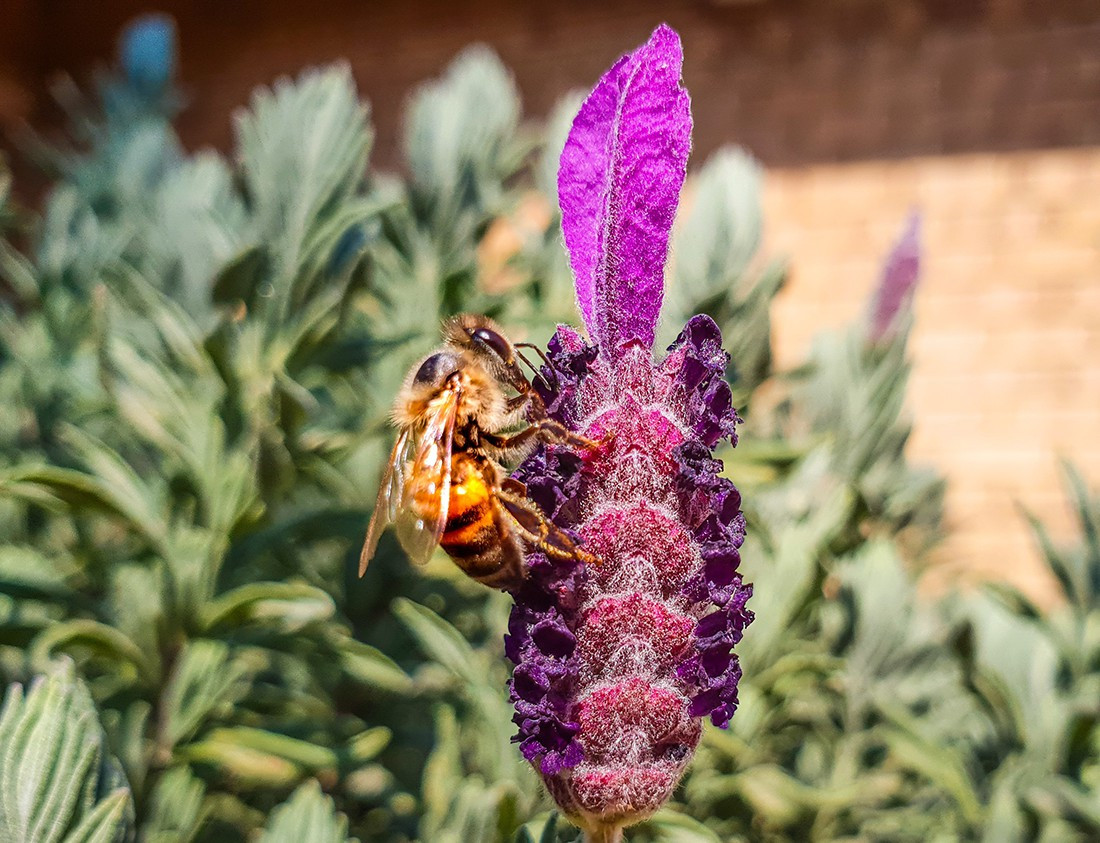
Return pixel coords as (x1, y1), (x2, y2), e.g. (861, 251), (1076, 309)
(584, 825), (624, 843)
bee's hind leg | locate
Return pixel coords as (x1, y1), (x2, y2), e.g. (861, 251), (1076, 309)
(498, 483), (599, 566)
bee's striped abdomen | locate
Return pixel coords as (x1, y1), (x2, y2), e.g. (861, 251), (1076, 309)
(441, 469), (494, 545)
(440, 456), (524, 589)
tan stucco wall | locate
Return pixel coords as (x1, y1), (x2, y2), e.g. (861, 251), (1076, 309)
(765, 148), (1100, 598)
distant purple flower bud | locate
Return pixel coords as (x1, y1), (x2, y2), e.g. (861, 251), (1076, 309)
(506, 25), (753, 836)
(868, 210), (922, 346)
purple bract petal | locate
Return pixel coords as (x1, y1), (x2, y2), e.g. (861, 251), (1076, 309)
(558, 23), (692, 356)
(868, 210), (922, 345)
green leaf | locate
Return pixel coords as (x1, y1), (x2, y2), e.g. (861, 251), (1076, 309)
(879, 711), (983, 826)
(670, 147), (762, 313)
(510, 812), (564, 843)
(1033, 775), (1100, 832)
(983, 581), (1044, 623)
(0, 545), (75, 603)
(212, 244), (270, 305)
(200, 582), (335, 634)
(236, 63), (372, 303)
(339, 638), (413, 694)
(644, 807), (724, 842)
(199, 726), (338, 772)
(0, 659), (133, 843)
(538, 813), (563, 843)
(145, 152), (247, 319)
(537, 93), (584, 203)
(421, 705), (463, 836)
(160, 640), (252, 749)
(738, 482), (852, 672)
(732, 764), (812, 827)
(1061, 460), (1100, 576)
(404, 45), (521, 211)
(142, 766), (207, 843)
(1023, 508), (1082, 608)
(345, 726), (391, 764)
(181, 737), (301, 790)
(391, 597), (480, 686)
(258, 780), (350, 843)
(7, 462), (166, 553)
(31, 620), (157, 685)
(60, 789), (130, 843)
(982, 775), (1028, 843)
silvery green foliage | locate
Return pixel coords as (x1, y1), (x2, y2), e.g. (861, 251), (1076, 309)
(371, 44), (528, 372)
(404, 46), (522, 221)
(0, 660), (132, 842)
(258, 780), (352, 843)
(794, 325), (944, 548)
(943, 462), (1100, 842)
(666, 148), (786, 407)
(1, 18), (1097, 843)
(0, 47), (411, 842)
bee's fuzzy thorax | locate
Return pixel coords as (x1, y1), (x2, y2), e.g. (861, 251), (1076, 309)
(457, 362), (510, 430)
(390, 350), (508, 432)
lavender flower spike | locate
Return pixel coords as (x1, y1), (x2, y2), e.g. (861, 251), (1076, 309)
(867, 209), (922, 346)
(506, 25), (753, 840)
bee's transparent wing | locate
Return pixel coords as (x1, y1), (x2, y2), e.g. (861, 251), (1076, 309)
(358, 429), (411, 576)
(394, 386), (459, 566)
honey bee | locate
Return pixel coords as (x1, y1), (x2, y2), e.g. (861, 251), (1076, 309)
(358, 314), (599, 590)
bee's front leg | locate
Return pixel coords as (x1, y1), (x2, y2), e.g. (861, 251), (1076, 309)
(484, 418), (605, 458)
(501, 393), (530, 427)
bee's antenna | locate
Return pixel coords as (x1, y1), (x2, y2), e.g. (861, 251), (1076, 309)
(515, 342), (552, 370)
(514, 351), (555, 412)
(513, 347), (542, 379)
(515, 343), (559, 391)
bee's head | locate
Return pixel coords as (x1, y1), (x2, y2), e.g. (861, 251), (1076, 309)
(465, 323), (513, 362)
(443, 314), (529, 392)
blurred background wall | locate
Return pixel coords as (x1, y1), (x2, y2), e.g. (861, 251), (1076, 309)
(1, 0), (1098, 598)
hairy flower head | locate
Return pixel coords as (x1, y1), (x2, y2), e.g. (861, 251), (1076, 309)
(505, 24), (753, 836)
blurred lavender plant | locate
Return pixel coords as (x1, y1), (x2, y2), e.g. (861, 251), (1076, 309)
(506, 27), (751, 841)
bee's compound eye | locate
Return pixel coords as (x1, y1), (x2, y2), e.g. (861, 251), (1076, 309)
(413, 351), (460, 386)
(471, 327), (512, 361)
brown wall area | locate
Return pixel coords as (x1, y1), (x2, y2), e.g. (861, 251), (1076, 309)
(2, 0), (1100, 597)
(3, 1), (1100, 169)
